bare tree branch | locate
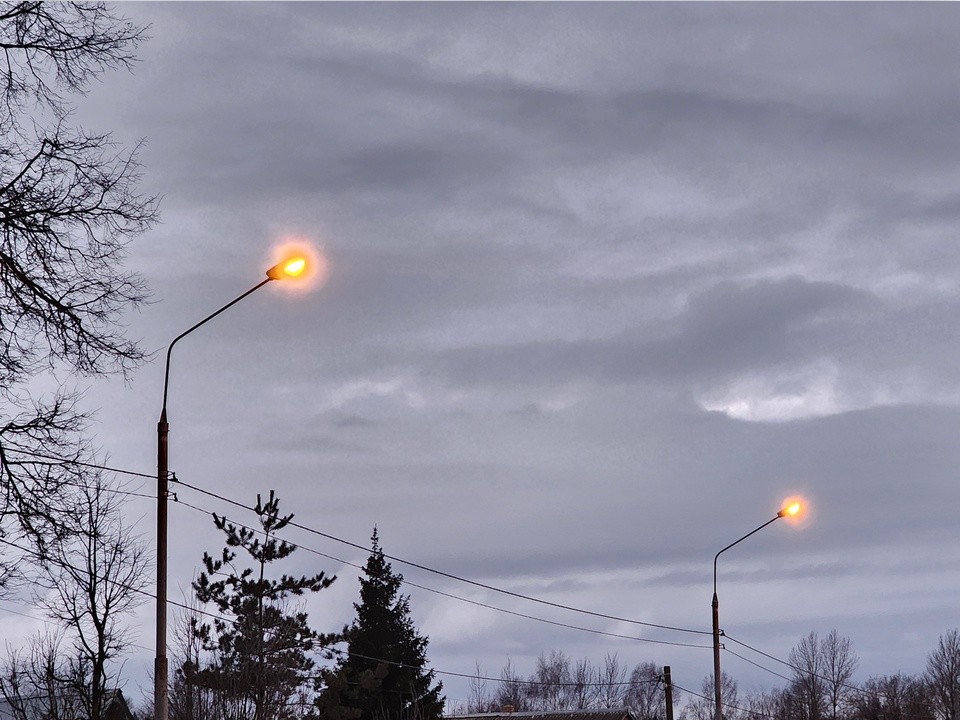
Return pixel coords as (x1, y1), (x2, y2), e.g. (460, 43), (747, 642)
(0, 1), (156, 579)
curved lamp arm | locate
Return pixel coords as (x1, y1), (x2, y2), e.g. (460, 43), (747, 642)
(713, 514), (781, 597)
(161, 277), (272, 415)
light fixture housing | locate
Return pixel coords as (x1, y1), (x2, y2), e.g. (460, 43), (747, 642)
(778, 500), (803, 518)
(266, 256), (307, 280)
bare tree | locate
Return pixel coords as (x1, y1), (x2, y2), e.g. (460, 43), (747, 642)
(494, 659), (529, 713)
(821, 630), (859, 720)
(0, 630), (88, 720)
(680, 674), (737, 720)
(926, 630), (960, 720)
(789, 632), (827, 720)
(596, 653), (628, 709)
(569, 657), (597, 710)
(741, 688), (789, 720)
(528, 650), (572, 711)
(626, 662), (673, 720)
(170, 602), (213, 720)
(464, 661), (491, 714)
(0, 1), (157, 573)
(483, 653), (678, 715)
(852, 673), (934, 720)
(31, 471), (150, 720)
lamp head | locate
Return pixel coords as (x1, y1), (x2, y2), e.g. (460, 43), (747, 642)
(266, 256), (308, 281)
(777, 497), (806, 522)
(778, 502), (800, 518)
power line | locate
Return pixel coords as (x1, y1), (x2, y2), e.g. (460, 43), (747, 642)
(171, 475), (711, 638)
(723, 633), (800, 674)
(0, 601), (153, 653)
(7, 449), (156, 481)
(318, 647), (662, 688)
(0, 535), (163, 611)
(171, 495), (711, 651)
(0, 602), (43, 623)
(722, 633), (869, 693)
(0, 537), (654, 693)
(10, 450), (938, 713)
(669, 680), (775, 720)
(3, 450), (711, 639)
(722, 646), (792, 683)
(19, 452), (941, 705)
(722, 630), (939, 720)
(37, 474), (153, 500)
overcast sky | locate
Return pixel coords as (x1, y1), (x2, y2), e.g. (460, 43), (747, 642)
(5, 1), (960, 710)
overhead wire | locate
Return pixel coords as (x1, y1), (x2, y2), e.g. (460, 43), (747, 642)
(171, 495), (711, 650)
(3, 450), (714, 654)
(4, 449), (154, 498)
(5, 450), (711, 638)
(24, 451), (890, 696)
(319, 647), (662, 688)
(32, 474), (153, 500)
(0, 537), (657, 693)
(723, 633), (869, 695)
(0, 600), (153, 653)
(8, 451), (944, 713)
(8, 449), (157, 481)
(722, 646), (792, 683)
(669, 680), (774, 720)
(170, 474), (711, 638)
(721, 631), (940, 720)
(0, 536), (218, 627)
(12, 449), (941, 709)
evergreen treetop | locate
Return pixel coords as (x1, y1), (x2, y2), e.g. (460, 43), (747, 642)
(316, 528), (444, 720)
(183, 491), (337, 720)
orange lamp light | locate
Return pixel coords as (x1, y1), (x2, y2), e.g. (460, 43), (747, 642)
(266, 256), (308, 280)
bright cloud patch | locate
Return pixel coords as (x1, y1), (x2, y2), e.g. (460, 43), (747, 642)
(328, 376), (426, 412)
(700, 362), (960, 423)
(699, 365), (844, 422)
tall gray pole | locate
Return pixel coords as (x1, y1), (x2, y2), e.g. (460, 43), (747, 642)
(712, 592), (721, 720)
(712, 514), (782, 720)
(155, 409), (168, 720)
(154, 276), (273, 720)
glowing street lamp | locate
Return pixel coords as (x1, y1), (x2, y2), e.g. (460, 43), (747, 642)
(712, 499), (805, 720)
(267, 255), (307, 280)
(155, 252), (313, 720)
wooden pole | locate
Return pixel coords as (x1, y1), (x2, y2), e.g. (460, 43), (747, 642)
(664, 666), (674, 720)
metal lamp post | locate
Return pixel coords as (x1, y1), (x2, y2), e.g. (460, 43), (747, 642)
(712, 501), (801, 720)
(154, 255), (308, 720)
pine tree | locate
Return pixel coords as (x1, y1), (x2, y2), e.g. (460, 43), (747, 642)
(182, 491), (337, 720)
(317, 529), (444, 720)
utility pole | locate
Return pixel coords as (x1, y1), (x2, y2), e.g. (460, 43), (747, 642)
(664, 666), (674, 720)
(153, 254), (311, 720)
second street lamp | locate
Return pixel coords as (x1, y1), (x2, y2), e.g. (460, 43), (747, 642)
(154, 253), (311, 720)
(712, 500), (802, 720)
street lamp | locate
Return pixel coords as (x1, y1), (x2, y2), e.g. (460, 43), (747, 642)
(154, 254), (310, 720)
(712, 500), (803, 720)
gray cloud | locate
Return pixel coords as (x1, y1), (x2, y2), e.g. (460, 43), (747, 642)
(424, 277), (871, 388)
(27, 1), (960, 708)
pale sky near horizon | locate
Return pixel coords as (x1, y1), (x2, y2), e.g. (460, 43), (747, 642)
(4, 2), (960, 711)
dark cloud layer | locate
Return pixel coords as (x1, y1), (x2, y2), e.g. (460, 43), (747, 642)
(6, 2), (959, 710)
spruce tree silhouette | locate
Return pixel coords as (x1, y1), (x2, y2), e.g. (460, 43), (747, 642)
(316, 528), (444, 720)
